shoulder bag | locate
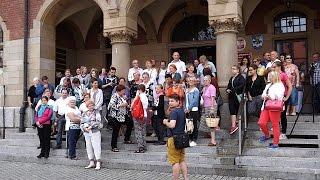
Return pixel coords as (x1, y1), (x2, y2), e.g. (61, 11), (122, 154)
(264, 84), (284, 111)
(171, 118), (190, 149)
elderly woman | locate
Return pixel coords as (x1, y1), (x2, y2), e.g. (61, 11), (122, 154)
(65, 96), (82, 160)
(81, 100), (102, 170)
(35, 96), (53, 159)
(200, 75), (218, 146)
(108, 84), (134, 152)
(258, 71), (285, 149)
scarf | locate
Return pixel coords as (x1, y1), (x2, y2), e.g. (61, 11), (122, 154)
(38, 104), (49, 117)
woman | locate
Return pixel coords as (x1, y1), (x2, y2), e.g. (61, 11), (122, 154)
(79, 93), (91, 113)
(272, 61), (292, 140)
(81, 100), (102, 170)
(226, 65), (246, 135)
(89, 68), (103, 89)
(65, 96), (82, 160)
(79, 66), (91, 88)
(143, 60), (158, 84)
(35, 96), (53, 159)
(131, 84), (149, 153)
(72, 78), (87, 107)
(112, 77), (131, 101)
(168, 64), (182, 82)
(108, 85), (134, 152)
(200, 76), (218, 146)
(99, 68), (107, 83)
(258, 71), (285, 149)
(157, 61), (167, 85)
(240, 57), (250, 78)
(141, 72), (155, 106)
(284, 55), (300, 116)
(152, 84), (166, 145)
(185, 63), (198, 82)
(185, 76), (200, 147)
(89, 78), (104, 112)
(129, 72), (142, 100)
(246, 64), (266, 117)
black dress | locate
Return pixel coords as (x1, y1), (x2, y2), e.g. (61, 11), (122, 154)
(227, 74), (245, 115)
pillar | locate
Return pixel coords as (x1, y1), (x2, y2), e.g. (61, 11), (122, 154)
(210, 18), (242, 89)
(104, 30), (136, 78)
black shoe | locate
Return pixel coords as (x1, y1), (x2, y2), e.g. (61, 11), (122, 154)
(37, 146), (41, 149)
(53, 145), (62, 150)
(37, 154), (44, 159)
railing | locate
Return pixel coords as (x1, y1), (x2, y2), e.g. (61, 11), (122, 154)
(238, 93), (248, 155)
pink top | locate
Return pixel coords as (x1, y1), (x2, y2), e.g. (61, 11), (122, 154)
(285, 64), (298, 87)
(202, 84), (216, 108)
(280, 72), (289, 96)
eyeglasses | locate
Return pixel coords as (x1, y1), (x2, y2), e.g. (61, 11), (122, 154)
(286, 57), (291, 59)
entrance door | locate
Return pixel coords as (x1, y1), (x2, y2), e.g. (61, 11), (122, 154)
(170, 46), (216, 65)
(275, 39), (308, 71)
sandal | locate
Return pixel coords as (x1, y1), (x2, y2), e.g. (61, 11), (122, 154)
(134, 148), (145, 153)
(123, 140), (134, 144)
(208, 142), (217, 146)
(111, 148), (119, 152)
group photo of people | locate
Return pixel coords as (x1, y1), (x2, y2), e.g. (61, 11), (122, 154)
(27, 50), (320, 178)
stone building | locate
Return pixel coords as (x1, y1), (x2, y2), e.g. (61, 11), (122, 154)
(0, 0), (319, 128)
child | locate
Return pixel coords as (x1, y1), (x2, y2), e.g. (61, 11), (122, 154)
(152, 84), (165, 145)
(163, 94), (189, 180)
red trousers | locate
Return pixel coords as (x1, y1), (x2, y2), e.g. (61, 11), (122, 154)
(258, 109), (281, 145)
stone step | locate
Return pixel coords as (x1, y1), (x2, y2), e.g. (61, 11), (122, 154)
(242, 147), (320, 158)
(236, 156), (320, 169)
(0, 153), (318, 179)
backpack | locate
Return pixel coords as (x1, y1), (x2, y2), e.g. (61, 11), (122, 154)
(131, 96), (144, 121)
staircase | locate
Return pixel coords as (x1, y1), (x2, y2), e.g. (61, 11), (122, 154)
(0, 115), (319, 179)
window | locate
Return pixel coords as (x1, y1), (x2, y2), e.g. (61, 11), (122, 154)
(274, 12), (307, 34)
(171, 15), (215, 42)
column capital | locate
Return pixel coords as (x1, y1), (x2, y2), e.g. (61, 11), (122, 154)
(103, 30), (137, 44)
(209, 18), (242, 34)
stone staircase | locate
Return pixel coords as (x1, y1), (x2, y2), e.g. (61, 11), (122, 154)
(0, 115), (319, 179)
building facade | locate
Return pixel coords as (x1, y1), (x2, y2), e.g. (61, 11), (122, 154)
(0, 0), (320, 128)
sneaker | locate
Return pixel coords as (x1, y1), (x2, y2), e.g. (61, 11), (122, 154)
(259, 136), (270, 143)
(229, 126), (239, 135)
(290, 112), (297, 116)
(268, 143), (279, 150)
(189, 141), (197, 147)
(279, 133), (287, 140)
(150, 133), (156, 137)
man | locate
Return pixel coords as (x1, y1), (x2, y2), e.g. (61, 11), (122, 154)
(197, 55), (216, 77)
(260, 52), (271, 68)
(59, 69), (73, 85)
(193, 59), (200, 74)
(128, 60), (143, 82)
(35, 76), (55, 98)
(311, 52), (320, 113)
(266, 51), (281, 69)
(167, 52), (186, 79)
(103, 67), (119, 107)
(54, 78), (73, 99)
(53, 89), (69, 149)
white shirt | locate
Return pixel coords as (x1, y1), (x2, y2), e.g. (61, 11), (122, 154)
(157, 69), (166, 85)
(89, 89), (104, 110)
(128, 68), (143, 82)
(139, 93), (149, 118)
(142, 68), (158, 84)
(262, 82), (285, 101)
(65, 106), (81, 131)
(266, 59), (281, 69)
(55, 97), (68, 115)
(79, 102), (88, 113)
(167, 60), (186, 78)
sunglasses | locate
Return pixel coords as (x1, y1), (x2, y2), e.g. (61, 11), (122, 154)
(286, 57), (291, 59)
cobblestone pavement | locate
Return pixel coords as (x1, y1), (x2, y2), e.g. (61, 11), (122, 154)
(0, 161), (264, 180)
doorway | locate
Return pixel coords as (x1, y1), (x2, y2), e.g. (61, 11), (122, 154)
(170, 46), (216, 65)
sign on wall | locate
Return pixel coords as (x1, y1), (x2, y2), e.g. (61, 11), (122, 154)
(238, 52), (252, 62)
(251, 34), (264, 50)
(237, 37), (246, 52)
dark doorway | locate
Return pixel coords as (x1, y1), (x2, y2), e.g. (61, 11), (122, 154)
(170, 46), (216, 65)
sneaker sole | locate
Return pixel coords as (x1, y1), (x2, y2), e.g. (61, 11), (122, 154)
(229, 127), (239, 135)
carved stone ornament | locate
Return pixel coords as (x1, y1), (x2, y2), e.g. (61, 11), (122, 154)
(107, 0), (119, 18)
(209, 18), (242, 34)
(104, 30), (137, 44)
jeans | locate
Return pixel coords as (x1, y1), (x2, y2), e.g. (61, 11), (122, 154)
(55, 115), (66, 147)
(258, 110), (281, 145)
(188, 111), (200, 141)
(152, 115), (164, 142)
(68, 129), (81, 158)
(37, 124), (51, 156)
(111, 117), (133, 149)
(84, 131), (101, 160)
(288, 87), (298, 106)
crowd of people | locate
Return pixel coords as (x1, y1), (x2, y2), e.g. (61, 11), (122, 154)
(27, 50), (320, 179)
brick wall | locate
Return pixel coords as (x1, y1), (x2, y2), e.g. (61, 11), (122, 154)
(0, 0), (44, 40)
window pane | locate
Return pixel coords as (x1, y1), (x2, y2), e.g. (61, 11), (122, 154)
(293, 18), (299, 26)
(287, 26), (293, 33)
(281, 19), (286, 26)
(301, 25), (306, 31)
(300, 18), (306, 25)
(294, 26), (300, 32)
(282, 27), (287, 33)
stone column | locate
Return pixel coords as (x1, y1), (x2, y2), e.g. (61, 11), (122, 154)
(104, 30), (136, 78)
(210, 18), (242, 89)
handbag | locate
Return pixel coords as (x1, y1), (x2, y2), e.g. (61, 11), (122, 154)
(171, 119), (190, 149)
(185, 116), (194, 134)
(205, 116), (220, 128)
(265, 99), (284, 111)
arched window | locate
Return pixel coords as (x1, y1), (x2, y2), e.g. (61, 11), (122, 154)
(171, 15), (215, 42)
(274, 12), (307, 34)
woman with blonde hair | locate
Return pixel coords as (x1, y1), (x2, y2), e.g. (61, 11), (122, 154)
(258, 71), (285, 149)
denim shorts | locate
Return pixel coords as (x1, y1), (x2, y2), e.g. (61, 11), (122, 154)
(288, 87), (298, 106)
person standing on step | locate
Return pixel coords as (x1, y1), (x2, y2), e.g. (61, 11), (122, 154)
(108, 84), (134, 152)
(89, 78), (104, 115)
(131, 84), (149, 153)
(65, 96), (82, 160)
(81, 100), (102, 170)
(167, 52), (186, 79)
(226, 65), (245, 135)
(35, 96), (53, 159)
(258, 71), (285, 150)
(163, 94), (189, 180)
(128, 59), (143, 82)
(151, 84), (166, 145)
(185, 76), (200, 147)
(311, 52), (320, 113)
(53, 89), (69, 149)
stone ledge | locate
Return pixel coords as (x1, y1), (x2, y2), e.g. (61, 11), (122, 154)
(0, 107), (33, 128)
